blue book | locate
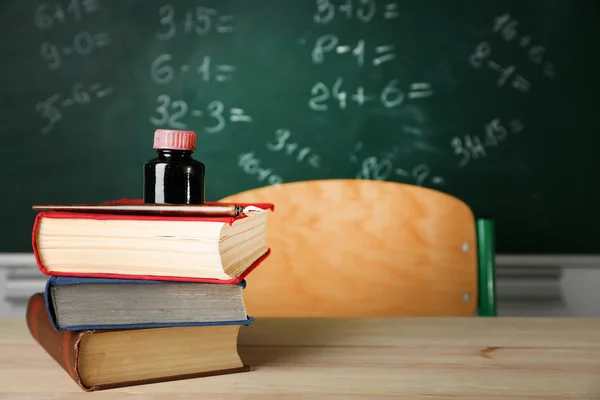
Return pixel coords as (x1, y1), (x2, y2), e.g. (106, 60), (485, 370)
(44, 276), (253, 331)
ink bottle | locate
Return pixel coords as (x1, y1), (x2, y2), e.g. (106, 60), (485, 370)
(143, 129), (206, 204)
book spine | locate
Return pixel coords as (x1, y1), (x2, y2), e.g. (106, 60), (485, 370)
(26, 293), (91, 391)
(31, 214), (50, 275)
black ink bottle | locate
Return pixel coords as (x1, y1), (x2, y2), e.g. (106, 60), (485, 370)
(143, 129), (206, 204)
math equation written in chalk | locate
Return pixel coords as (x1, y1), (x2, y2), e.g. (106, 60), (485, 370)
(302, 1), (434, 112)
(34, 0), (117, 135)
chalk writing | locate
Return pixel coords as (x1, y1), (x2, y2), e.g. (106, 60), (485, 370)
(35, 0), (99, 29)
(309, 78), (433, 111)
(266, 129), (321, 168)
(469, 41), (530, 92)
(41, 30), (111, 70)
(355, 156), (444, 186)
(35, 82), (114, 134)
(149, 94), (251, 133)
(150, 53), (235, 85)
(311, 35), (395, 67)
(492, 13), (556, 78)
(238, 152), (284, 185)
(313, 0), (398, 24)
(156, 4), (234, 40)
(451, 117), (524, 167)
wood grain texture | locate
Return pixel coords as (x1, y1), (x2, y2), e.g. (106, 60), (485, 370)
(220, 179), (478, 317)
(1, 317), (600, 399)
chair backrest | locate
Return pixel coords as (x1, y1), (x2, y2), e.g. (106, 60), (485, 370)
(220, 179), (478, 317)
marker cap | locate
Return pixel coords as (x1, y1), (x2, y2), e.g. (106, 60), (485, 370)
(153, 129), (196, 151)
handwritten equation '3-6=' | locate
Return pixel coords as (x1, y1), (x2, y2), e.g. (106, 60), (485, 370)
(149, 94), (251, 134)
(36, 82), (114, 134)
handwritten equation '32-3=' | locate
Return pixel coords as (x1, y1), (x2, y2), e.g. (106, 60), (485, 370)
(309, 78), (433, 111)
(36, 82), (114, 134)
(149, 94), (251, 134)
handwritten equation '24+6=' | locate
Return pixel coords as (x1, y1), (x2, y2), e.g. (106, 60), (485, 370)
(309, 78), (433, 111)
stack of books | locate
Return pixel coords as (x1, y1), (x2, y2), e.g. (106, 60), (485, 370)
(25, 199), (273, 391)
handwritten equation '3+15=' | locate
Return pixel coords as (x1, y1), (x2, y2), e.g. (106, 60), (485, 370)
(156, 4), (234, 40)
(149, 94), (251, 134)
(36, 82), (114, 134)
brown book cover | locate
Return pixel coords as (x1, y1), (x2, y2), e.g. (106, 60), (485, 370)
(26, 292), (251, 391)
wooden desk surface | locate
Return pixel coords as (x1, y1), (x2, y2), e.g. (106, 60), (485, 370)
(1, 317), (599, 399)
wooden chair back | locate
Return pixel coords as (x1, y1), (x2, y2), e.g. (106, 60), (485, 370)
(220, 179), (479, 317)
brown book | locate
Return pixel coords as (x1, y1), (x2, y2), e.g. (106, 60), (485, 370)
(26, 293), (251, 391)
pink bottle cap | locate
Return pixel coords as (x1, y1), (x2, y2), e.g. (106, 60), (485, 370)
(153, 129), (196, 151)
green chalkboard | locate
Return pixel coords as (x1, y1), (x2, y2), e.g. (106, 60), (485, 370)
(1, 0), (600, 254)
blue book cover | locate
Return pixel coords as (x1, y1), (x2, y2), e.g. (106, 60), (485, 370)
(44, 276), (253, 331)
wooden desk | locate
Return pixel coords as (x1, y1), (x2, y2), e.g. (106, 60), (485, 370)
(1, 317), (599, 399)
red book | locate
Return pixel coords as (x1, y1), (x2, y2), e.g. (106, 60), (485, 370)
(32, 199), (274, 283)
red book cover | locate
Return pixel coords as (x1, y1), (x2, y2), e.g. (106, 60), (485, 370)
(32, 199), (274, 284)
